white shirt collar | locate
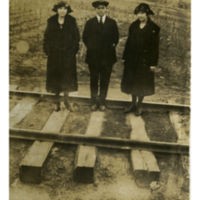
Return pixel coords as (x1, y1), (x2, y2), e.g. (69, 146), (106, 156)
(96, 15), (106, 23)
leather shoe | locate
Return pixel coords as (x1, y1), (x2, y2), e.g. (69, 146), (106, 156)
(91, 104), (98, 111)
(135, 107), (142, 116)
(54, 103), (61, 112)
(99, 104), (106, 111)
(64, 101), (78, 112)
(124, 104), (136, 113)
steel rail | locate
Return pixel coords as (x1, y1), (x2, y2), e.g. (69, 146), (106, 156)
(10, 128), (189, 155)
(10, 89), (190, 112)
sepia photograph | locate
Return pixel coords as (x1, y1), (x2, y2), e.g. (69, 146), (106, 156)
(9, 0), (190, 199)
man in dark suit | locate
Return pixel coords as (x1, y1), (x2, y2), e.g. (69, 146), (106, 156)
(83, 0), (119, 111)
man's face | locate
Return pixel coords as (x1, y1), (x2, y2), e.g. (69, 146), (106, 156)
(137, 11), (148, 22)
(96, 5), (107, 16)
(57, 6), (68, 17)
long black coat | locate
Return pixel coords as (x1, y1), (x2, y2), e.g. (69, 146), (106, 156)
(83, 16), (119, 65)
(121, 19), (160, 96)
(43, 14), (80, 93)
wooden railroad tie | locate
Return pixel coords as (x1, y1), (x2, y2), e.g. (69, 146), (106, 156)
(10, 84), (19, 91)
(10, 97), (38, 127)
(169, 111), (189, 144)
(169, 111), (190, 192)
(74, 111), (105, 183)
(127, 114), (160, 187)
(19, 110), (69, 184)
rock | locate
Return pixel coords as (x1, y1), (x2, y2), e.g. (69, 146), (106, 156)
(16, 40), (30, 54)
(150, 181), (161, 191)
(51, 147), (59, 156)
(159, 76), (165, 79)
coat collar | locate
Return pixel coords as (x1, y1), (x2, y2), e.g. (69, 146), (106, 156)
(52, 14), (71, 29)
(54, 14), (70, 24)
(135, 18), (153, 29)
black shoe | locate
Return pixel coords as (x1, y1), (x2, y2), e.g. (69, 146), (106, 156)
(135, 106), (142, 116)
(64, 100), (71, 111)
(99, 104), (106, 111)
(65, 102), (79, 112)
(54, 103), (61, 112)
(124, 104), (136, 113)
(91, 104), (98, 111)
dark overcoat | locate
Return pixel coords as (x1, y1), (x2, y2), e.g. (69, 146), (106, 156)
(43, 14), (80, 93)
(82, 16), (119, 66)
(121, 19), (160, 96)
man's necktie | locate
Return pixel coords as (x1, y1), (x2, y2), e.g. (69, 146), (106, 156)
(100, 17), (103, 25)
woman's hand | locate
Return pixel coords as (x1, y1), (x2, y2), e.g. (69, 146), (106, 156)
(121, 59), (126, 65)
(150, 66), (156, 72)
(150, 66), (161, 73)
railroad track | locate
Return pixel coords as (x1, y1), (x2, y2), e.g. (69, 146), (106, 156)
(9, 88), (190, 185)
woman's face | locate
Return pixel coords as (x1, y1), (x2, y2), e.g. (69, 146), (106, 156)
(57, 6), (68, 17)
(137, 12), (148, 22)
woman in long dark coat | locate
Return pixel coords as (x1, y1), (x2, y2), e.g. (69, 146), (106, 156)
(43, 1), (80, 111)
(121, 3), (160, 115)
